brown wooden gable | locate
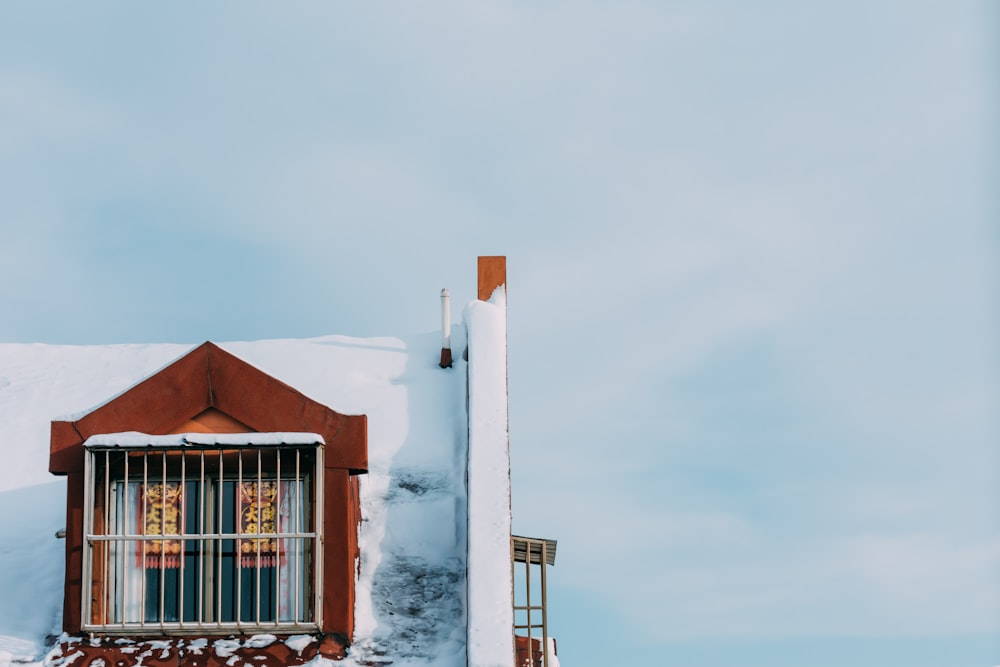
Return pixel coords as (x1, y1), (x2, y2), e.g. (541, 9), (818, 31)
(49, 341), (368, 476)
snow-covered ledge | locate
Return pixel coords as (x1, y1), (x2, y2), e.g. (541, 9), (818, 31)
(464, 286), (513, 667)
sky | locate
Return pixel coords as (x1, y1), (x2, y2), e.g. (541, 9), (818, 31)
(1, 2), (998, 666)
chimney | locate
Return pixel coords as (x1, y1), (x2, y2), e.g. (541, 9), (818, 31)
(439, 288), (453, 368)
(477, 256), (507, 301)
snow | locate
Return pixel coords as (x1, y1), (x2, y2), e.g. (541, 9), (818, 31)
(0, 320), (497, 667)
(212, 639), (241, 658)
(0, 483), (67, 661)
(83, 432), (325, 448)
(0, 636), (37, 666)
(186, 638), (208, 653)
(545, 638), (560, 667)
(284, 635), (316, 654)
(242, 635), (276, 649)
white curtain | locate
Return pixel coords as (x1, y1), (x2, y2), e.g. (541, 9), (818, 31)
(109, 481), (143, 623)
(277, 479), (306, 622)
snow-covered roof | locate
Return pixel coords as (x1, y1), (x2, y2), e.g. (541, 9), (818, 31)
(0, 324), (486, 667)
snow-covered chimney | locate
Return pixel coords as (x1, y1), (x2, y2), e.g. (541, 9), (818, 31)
(466, 255), (513, 667)
(439, 288), (453, 368)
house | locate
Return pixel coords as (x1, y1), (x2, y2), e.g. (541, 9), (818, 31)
(0, 257), (559, 667)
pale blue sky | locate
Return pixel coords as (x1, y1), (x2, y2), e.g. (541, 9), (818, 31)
(1, 2), (998, 666)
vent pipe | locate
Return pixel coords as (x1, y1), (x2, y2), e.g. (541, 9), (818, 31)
(439, 288), (453, 368)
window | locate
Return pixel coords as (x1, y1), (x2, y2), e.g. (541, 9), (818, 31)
(82, 433), (324, 633)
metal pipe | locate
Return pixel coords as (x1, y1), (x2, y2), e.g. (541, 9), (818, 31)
(541, 543), (549, 667)
(439, 288), (453, 368)
(217, 449), (223, 624)
(237, 449), (243, 627)
(159, 450), (166, 629)
(81, 448), (93, 626)
(295, 449), (300, 623)
(141, 452), (147, 625)
(122, 453), (129, 623)
(179, 451), (186, 626)
(276, 449), (281, 623)
(256, 448), (262, 625)
(103, 451), (110, 625)
(198, 450), (205, 628)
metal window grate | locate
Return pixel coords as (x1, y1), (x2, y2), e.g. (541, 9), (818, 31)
(512, 535), (557, 667)
(82, 439), (323, 634)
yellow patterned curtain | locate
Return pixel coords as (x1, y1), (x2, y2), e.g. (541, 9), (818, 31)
(141, 482), (183, 568)
(239, 481), (280, 567)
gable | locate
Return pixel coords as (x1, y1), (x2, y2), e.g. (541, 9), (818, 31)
(168, 407), (253, 434)
(49, 341), (367, 476)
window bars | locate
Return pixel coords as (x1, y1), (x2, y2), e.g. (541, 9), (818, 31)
(512, 535), (557, 667)
(82, 437), (323, 634)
